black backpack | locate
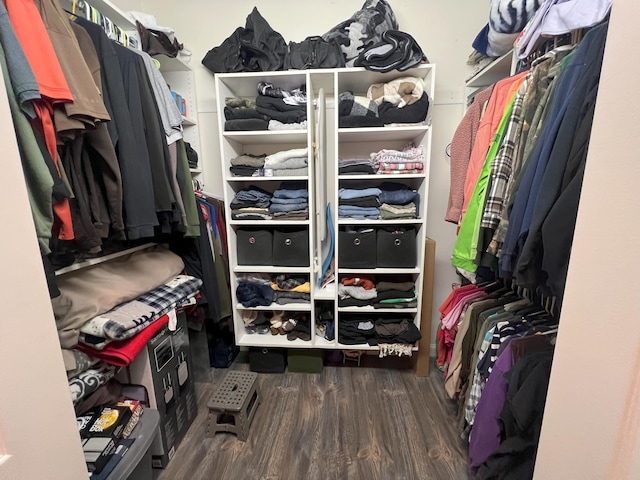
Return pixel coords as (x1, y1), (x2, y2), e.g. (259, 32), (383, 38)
(285, 36), (345, 69)
(202, 7), (287, 73)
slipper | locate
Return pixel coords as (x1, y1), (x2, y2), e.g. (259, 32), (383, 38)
(283, 319), (297, 332)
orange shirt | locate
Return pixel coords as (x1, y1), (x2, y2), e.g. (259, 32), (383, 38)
(460, 71), (528, 223)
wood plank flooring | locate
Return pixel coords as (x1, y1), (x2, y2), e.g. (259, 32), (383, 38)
(157, 354), (469, 480)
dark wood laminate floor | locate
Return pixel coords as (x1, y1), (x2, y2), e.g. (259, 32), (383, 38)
(157, 355), (469, 480)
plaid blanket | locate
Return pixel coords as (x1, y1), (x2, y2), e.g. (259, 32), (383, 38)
(80, 275), (202, 344)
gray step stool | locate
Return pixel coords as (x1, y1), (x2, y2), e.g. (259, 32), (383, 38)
(206, 371), (261, 441)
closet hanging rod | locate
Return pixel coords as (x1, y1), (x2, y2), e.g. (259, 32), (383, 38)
(201, 191), (224, 201)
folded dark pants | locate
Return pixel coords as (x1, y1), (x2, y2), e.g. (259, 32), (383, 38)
(224, 105), (270, 121)
(225, 119), (269, 131)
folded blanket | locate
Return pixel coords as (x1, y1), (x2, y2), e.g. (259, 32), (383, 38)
(372, 144), (424, 163)
(338, 91), (378, 117)
(76, 314), (169, 367)
(230, 154), (266, 167)
(53, 247), (184, 348)
(368, 76), (425, 107)
(264, 157), (308, 170)
(69, 362), (117, 404)
(64, 350), (100, 379)
(80, 276), (202, 342)
(265, 147), (309, 165)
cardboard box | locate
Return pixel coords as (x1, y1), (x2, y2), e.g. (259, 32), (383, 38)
(87, 406), (133, 439)
(122, 309), (197, 469)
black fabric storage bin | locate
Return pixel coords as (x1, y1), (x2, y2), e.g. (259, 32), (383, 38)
(376, 227), (417, 268)
(339, 228), (376, 268)
(248, 347), (286, 373)
(237, 229), (273, 265)
(273, 229), (309, 266)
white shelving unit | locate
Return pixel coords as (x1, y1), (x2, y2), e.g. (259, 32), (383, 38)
(215, 65), (435, 351)
(333, 64), (434, 351)
(216, 71), (317, 349)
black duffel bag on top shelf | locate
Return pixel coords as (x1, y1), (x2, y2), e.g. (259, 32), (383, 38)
(338, 228), (376, 268)
(376, 226), (417, 268)
(237, 229), (273, 266)
(285, 36), (345, 69)
(273, 228), (309, 267)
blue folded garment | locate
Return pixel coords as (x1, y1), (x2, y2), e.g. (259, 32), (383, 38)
(338, 187), (382, 199)
(273, 188), (309, 199)
(270, 197), (307, 205)
(269, 202), (309, 213)
(378, 182), (419, 205)
(338, 206), (380, 218)
(236, 282), (274, 307)
(233, 185), (273, 203)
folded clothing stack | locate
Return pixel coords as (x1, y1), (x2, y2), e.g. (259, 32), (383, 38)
(338, 315), (376, 345)
(269, 182), (309, 219)
(230, 186), (272, 220)
(367, 76), (430, 125)
(372, 144), (424, 175)
(229, 154), (266, 177)
(338, 157), (378, 175)
(271, 274), (311, 305)
(224, 97), (269, 131)
(338, 91), (383, 128)
(256, 81), (307, 126)
(77, 275), (203, 350)
(338, 187), (382, 219)
(264, 147), (308, 177)
(338, 274), (377, 307)
(236, 281), (275, 308)
(338, 76), (429, 129)
(368, 317), (421, 346)
(374, 279), (417, 309)
(378, 182), (420, 219)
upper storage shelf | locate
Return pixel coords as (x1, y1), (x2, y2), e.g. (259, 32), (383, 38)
(216, 71), (307, 98)
(223, 130), (308, 145)
(466, 50), (513, 88)
(338, 125), (429, 142)
(337, 64), (435, 100)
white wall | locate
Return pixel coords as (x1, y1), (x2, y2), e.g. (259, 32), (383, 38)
(534, 3), (640, 479)
(0, 63), (87, 480)
(115, 0), (489, 351)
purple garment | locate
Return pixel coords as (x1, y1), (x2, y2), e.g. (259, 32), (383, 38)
(518, 0), (611, 58)
(468, 343), (514, 471)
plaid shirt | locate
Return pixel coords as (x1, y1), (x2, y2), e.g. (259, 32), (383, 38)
(480, 77), (530, 230)
(91, 275), (202, 342)
(465, 327), (495, 426)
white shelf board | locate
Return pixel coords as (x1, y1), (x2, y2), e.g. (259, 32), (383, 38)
(338, 267), (421, 275)
(335, 342), (419, 352)
(466, 50), (513, 88)
(227, 176), (308, 182)
(337, 219), (422, 225)
(55, 243), (157, 276)
(230, 220), (310, 226)
(236, 303), (311, 311)
(234, 265), (311, 273)
(182, 115), (197, 126)
(338, 125), (429, 142)
(155, 55), (192, 72)
(314, 336), (337, 349)
(338, 306), (418, 313)
(315, 283), (336, 300)
(222, 130), (307, 145)
(337, 64), (434, 93)
(338, 173), (426, 180)
(189, 168), (202, 174)
(237, 333), (314, 348)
